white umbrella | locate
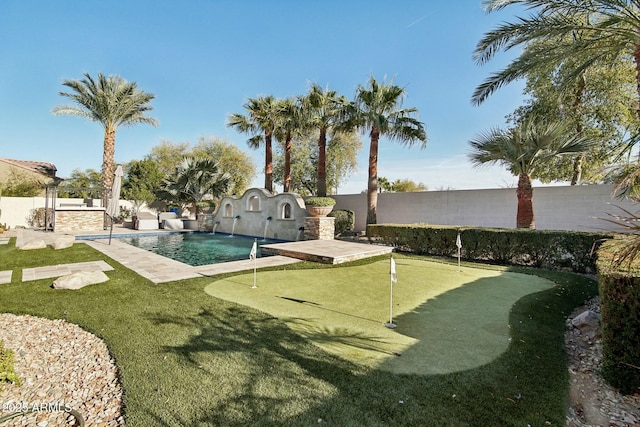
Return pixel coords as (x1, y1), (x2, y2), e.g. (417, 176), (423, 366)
(107, 165), (123, 244)
(106, 165), (123, 218)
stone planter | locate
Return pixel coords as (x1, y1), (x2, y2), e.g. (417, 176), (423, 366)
(305, 205), (334, 217)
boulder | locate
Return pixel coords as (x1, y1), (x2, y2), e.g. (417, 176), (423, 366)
(52, 271), (109, 290)
(52, 235), (75, 250)
(20, 240), (47, 250)
(571, 310), (601, 339)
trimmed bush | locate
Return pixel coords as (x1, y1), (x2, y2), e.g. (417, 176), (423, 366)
(367, 224), (612, 274)
(304, 197), (336, 207)
(329, 209), (355, 235)
(0, 340), (20, 389)
(596, 243), (640, 394)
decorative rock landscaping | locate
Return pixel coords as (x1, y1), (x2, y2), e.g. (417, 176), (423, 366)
(565, 297), (640, 427)
(0, 314), (124, 426)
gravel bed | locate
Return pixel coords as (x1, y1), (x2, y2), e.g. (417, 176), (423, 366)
(0, 314), (124, 426)
(565, 297), (640, 427)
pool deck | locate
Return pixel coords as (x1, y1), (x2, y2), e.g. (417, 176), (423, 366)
(8, 227), (392, 284)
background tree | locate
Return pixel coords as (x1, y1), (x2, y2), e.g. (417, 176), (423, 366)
(121, 159), (164, 216)
(352, 76), (427, 224)
(52, 72), (158, 202)
(147, 140), (190, 176)
(273, 130), (361, 196)
(505, 39), (639, 185)
(227, 95), (279, 193)
(0, 169), (44, 197)
(159, 157), (231, 216)
(57, 168), (102, 198)
(151, 137), (256, 196)
(469, 118), (595, 228)
(390, 178), (428, 192)
(302, 83), (351, 196)
(273, 97), (304, 192)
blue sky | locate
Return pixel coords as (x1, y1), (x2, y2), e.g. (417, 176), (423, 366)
(0, 0), (528, 194)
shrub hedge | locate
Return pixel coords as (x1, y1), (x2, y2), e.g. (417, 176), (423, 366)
(596, 242), (640, 394)
(367, 224), (612, 274)
(329, 209), (355, 236)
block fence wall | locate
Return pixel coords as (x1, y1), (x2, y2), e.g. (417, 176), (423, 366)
(332, 184), (638, 233)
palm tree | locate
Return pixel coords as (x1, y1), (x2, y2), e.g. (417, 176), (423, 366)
(274, 97), (303, 192)
(160, 157), (231, 216)
(352, 76), (427, 224)
(52, 73), (158, 201)
(302, 83), (351, 196)
(468, 119), (595, 228)
(227, 96), (279, 193)
(472, 0), (640, 121)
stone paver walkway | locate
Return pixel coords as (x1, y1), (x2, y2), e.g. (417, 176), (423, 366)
(21, 260), (114, 282)
(0, 270), (12, 284)
(13, 228), (390, 284)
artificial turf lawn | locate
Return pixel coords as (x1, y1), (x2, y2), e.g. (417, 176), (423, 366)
(204, 257), (554, 374)
(0, 239), (598, 426)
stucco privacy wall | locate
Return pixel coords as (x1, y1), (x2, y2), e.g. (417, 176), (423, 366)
(211, 188), (307, 241)
(332, 184), (638, 232)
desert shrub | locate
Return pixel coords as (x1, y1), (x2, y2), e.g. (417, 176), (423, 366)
(329, 209), (355, 235)
(0, 340), (20, 390)
(26, 207), (53, 228)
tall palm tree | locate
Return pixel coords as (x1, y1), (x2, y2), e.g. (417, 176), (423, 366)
(160, 157), (231, 216)
(52, 72), (158, 200)
(302, 83), (351, 196)
(227, 96), (279, 193)
(352, 76), (427, 224)
(468, 119), (595, 228)
(473, 0), (640, 121)
(274, 97), (303, 192)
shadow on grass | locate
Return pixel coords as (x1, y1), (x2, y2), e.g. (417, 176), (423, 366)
(145, 270), (597, 426)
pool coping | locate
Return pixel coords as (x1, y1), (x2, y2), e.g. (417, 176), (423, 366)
(13, 228), (392, 284)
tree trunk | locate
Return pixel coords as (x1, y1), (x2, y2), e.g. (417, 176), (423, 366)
(571, 154), (584, 185)
(516, 173), (535, 229)
(102, 126), (116, 207)
(264, 131), (273, 193)
(634, 42), (640, 123)
(284, 131), (292, 192)
(571, 73), (586, 185)
(317, 128), (327, 196)
(367, 126), (380, 225)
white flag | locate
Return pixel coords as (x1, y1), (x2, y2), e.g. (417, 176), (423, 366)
(249, 240), (257, 260)
(456, 233), (462, 249)
(390, 256), (398, 283)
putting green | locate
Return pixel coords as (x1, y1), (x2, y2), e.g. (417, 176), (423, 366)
(204, 257), (554, 375)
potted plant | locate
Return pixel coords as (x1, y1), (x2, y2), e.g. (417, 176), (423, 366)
(304, 197), (336, 217)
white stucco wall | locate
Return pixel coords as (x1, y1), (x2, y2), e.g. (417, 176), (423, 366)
(332, 184), (637, 233)
(212, 188), (307, 241)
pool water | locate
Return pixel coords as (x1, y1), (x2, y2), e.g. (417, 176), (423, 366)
(117, 233), (280, 266)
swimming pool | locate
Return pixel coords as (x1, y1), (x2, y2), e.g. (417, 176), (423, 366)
(117, 232), (282, 266)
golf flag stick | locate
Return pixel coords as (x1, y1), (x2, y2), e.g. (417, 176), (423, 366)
(456, 232), (462, 272)
(385, 255), (398, 329)
(250, 238), (257, 288)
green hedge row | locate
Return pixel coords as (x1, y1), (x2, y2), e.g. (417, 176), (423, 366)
(367, 224), (612, 274)
(596, 245), (640, 394)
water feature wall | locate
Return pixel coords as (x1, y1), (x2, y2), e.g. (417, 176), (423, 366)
(200, 188), (307, 241)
